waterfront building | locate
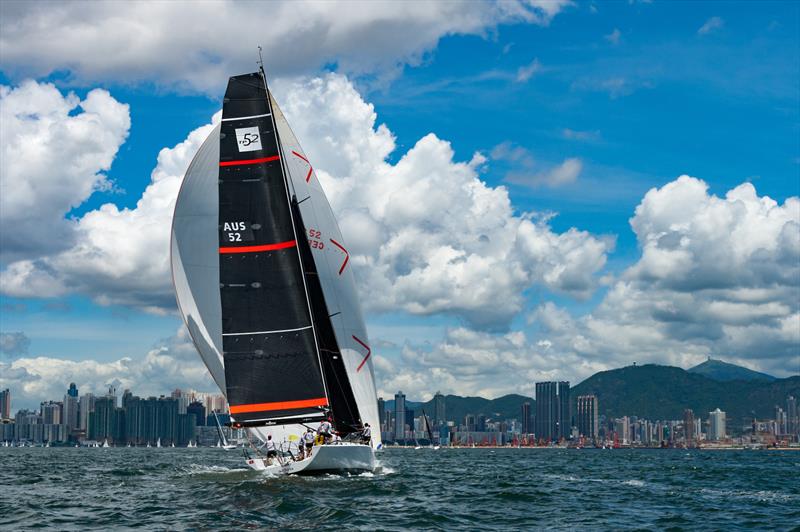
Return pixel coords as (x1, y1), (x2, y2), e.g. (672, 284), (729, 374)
(788, 396), (798, 437)
(377, 397), (385, 430)
(683, 409), (695, 445)
(535, 381), (570, 442)
(63, 392), (79, 432)
(576, 395), (599, 441)
(434, 391), (446, 428)
(521, 402), (532, 435)
(465, 414), (476, 432)
(476, 414), (487, 432)
(187, 401), (206, 426)
(41, 401), (62, 425)
(394, 391), (406, 442)
(709, 408), (726, 441)
(614, 417), (630, 445)
(79, 393), (95, 431)
(0, 388), (11, 420)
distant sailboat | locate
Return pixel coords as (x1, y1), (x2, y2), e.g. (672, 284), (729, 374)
(213, 412), (237, 451)
(102, 439), (109, 448)
(422, 409), (439, 450)
(171, 60), (380, 474)
(156, 438), (161, 448)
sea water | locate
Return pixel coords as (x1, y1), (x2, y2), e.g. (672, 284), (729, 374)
(1, 447), (797, 530)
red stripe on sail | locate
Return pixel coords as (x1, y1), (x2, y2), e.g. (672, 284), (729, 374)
(329, 238), (349, 274)
(219, 155), (280, 167)
(219, 240), (296, 254)
(292, 151), (313, 182)
(353, 335), (371, 372)
(230, 397), (329, 414)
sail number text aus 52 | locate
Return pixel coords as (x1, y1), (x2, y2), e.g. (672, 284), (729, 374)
(221, 221), (255, 243)
(308, 228), (324, 249)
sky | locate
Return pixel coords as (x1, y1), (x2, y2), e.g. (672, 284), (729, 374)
(0, 0), (798, 410)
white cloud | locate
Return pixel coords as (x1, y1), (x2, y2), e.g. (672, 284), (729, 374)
(604, 28), (621, 45)
(0, 327), (215, 411)
(494, 142), (583, 189)
(0, 332), (30, 358)
(0, 80), (130, 261)
(562, 128), (601, 142)
(516, 58), (542, 82)
(528, 176), (800, 378)
(698, 16), (724, 36)
(0, 0), (571, 93)
(1, 75), (611, 328)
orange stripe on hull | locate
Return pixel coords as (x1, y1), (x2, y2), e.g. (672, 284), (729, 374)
(229, 397), (329, 414)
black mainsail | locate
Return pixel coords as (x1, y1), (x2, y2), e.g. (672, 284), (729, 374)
(218, 72), (328, 425)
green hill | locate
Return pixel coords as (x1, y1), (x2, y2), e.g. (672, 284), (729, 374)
(688, 357), (776, 382)
(571, 364), (799, 427)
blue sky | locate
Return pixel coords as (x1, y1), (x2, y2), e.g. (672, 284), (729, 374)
(1, 0), (798, 408)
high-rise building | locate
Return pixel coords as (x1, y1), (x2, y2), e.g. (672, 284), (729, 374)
(683, 409), (695, 445)
(614, 417), (630, 444)
(394, 391), (406, 441)
(433, 392), (446, 427)
(787, 396), (798, 436)
(464, 414), (476, 432)
(67, 382), (78, 398)
(41, 401), (62, 425)
(0, 389), (10, 419)
(187, 401), (206, 426)
(576, 395), (599, 440)
(377, 397), (385, 430)
(476, 414), (487, 432)
(79, 393), (95, 431)
(709, 408), (726, 441)
(521, 402), (532, 435)
(535, 381), (570, 442)
(63, 392), (79, 432)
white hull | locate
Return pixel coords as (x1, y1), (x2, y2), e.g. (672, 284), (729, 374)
(245, 443), (375, 475)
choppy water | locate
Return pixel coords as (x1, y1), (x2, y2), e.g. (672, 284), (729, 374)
(1, 447), (798, 530)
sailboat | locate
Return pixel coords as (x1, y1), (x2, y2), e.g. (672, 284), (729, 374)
(156, 438), (161, 448)
(102, 439), (109, 448)
(212, 412), (237, 451)
(422, 409), (440, 450)
(171, 60), (381, 474)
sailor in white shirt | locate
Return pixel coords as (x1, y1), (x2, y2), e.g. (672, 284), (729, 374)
(361, 423), (372, 445)
(265, 434), (277, 464)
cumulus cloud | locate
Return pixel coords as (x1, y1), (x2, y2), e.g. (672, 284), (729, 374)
(698, 16), (724, 36)
(0, 327), (215, 411)
(0, 332), (30, 359)
(2, 75), (611, 328)
(0, 80), (130, 261)
(0, 0), (571, 93)
(529, 176), (800, 378)
(0, 86), (219, 311)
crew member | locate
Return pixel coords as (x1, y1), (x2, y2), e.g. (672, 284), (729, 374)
(318, 417), (333, 444)
(265, 435), (277, 465)
(303, 428), (316, 457)
(361, 423), (372, 445)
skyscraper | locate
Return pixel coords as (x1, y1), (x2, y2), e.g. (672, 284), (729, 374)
(434, 391), (446, 427)
(788, 396), (798, 437)
(521, 402), (532, 435)
(67, 382), (78, 398)
(535, 381), (570, 442)
(709, 408), (726, 441)
(63, 390), (79, 432)
(377, 397), (385, 430)
(41, 401), (62, 425)
(683, 409), (695, 445)
(394, 391), (406, 441)
(187, 401), (206, 426)
(0, 389), (10, 420)
(577, 395), (599, 440)
(79, 393), (95, 432)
